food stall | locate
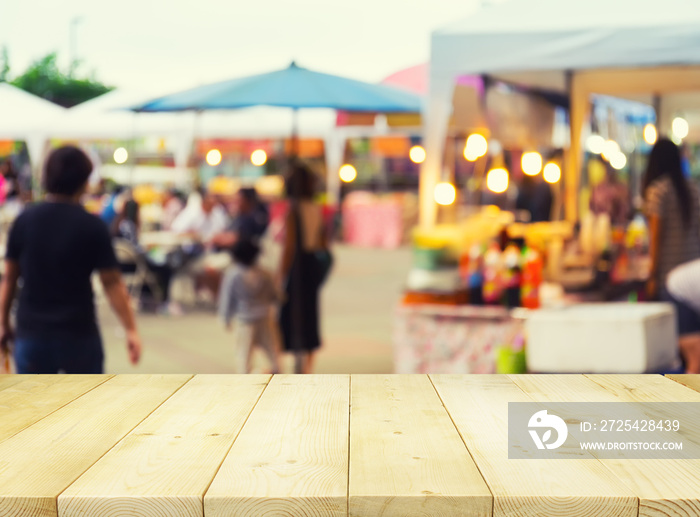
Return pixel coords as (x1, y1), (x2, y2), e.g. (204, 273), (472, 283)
(393, 0), (700, 375)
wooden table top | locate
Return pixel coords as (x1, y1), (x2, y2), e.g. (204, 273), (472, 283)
(1, 374), (700, 516)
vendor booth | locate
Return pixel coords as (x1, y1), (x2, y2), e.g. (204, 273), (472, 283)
(423, 0), (700, 226)
(395, 0), (700, 374)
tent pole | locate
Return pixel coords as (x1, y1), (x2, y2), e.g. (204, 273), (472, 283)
(565, 72), (589, 222)
(420, 74), (454, 228)
(292, 107), (299, 159)
(325, 127), (344, 207)
(192, 110), (201, 190)
(129, 111), (137, 187)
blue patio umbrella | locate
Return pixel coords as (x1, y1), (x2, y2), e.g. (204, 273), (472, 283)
(132, 62), (422, 113)
(130, 62), (423, 156)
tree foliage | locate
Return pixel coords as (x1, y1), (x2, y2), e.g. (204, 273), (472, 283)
(9, 52), (113, 108)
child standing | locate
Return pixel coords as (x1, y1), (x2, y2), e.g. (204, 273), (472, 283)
(218, 238), (281, 374)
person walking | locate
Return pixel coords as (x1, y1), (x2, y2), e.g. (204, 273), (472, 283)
(0, 146), (142, 374)
(643, 138), (700, 299)
(278, 161), (331, 374)
(219, 238), (281, 374)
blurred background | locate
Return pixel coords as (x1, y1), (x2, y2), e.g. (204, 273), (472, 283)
(2, 0), (700, 376)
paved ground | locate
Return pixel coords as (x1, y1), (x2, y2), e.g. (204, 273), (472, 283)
(100, 245), (412, 374)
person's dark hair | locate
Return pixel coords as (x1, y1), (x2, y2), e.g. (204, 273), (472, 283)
(642, 138), (693, 226)
(44, 146), (93, 196)
(124, 199), (139, 223)
(239, 187), (258, 203)
(230, 238), (260, 267)
(1, 159), (17, 178)
(285, 160), (317, 200)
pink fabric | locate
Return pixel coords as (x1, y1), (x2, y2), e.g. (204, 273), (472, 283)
(382, 63), (429, 96)
(342, 200), (403, 249)
(393, 305), (523, 374)
(0, 175), (7, 204)
(381, 63), (484, 97)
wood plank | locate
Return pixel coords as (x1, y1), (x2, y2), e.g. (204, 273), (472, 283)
(349, 374), (492, 517)
(666, 374), (700, 393)
(0, 375), (111, 444)
(0, 374), (191, 517)
(512, 374), (700, 517)
(586, 374), (700, 447)
(586, 374), (700, 402)
(205, 374), (350, 517)
(59, 374), (270, 517)
(0, 375), (25, 392)
(431, 374), (637, 517)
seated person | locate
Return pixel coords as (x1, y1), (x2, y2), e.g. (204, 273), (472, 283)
(171, 192), (231, 301)
(161, 188), (186, 231)
(171, 192), (229, 243)
(664, 258), (700, 373)
(113, 203), (181, 316)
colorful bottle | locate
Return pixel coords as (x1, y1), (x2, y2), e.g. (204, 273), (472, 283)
(467, 243), (484, 305)
(520, 246), (543, 309)
(482, 242), (503, 305)
(502, 242), (522, 308)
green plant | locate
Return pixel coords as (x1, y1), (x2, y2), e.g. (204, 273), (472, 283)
(10, 52), (113, 107)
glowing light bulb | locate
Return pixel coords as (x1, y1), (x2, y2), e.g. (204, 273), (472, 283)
(409, 145), (426, 164)
(643, 124), (657, 145)
(609, 151), (627, 170)
(206, 149), (222, 166)
(250, 149), (267, 166)
(113, 147), (128, 164)
(434, 182), (457, 206)
(673, 117), (689, 140)
(601, 140), (620, 161)
(339, 164), (357, 183)
(543, 162), (561, 184)
(521, 151), (543, 176)
(586, 135), (605, 154)
(464, 134), (488, 161)
(486, 168), (509, 193)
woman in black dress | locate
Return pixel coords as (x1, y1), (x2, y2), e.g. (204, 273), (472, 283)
(278, 162), (329, 374)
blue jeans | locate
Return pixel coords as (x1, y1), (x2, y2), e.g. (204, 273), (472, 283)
(13, 333), (104, 374)
(661, 289), (700, 335)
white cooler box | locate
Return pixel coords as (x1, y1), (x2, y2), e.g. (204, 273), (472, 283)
(525, 303), (679, 373)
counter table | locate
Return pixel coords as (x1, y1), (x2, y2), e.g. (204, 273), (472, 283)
(1, 374), (699, 516)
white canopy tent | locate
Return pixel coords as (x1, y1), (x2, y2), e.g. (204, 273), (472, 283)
(424, 0), (700, 225)
(0, 83), (66, 168)
(49, 89), (345, 195)
(50, 89), (338, 166)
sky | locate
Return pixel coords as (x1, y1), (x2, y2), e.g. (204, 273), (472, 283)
(1, 0), (490, 96)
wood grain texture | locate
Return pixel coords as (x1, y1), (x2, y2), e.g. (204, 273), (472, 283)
(58, 374), (270, 517)
(586, 374), (700, 449)
(431, 374), (637, 517)
(205, 374), (350, 517)
(512, 374), (700, 517)
(0, 375), (111, 444)
(0, 375), (24, 392)
(666, 374), (700, 394)
(0, 374), (190, 517)
(349, 375), (492, 517)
